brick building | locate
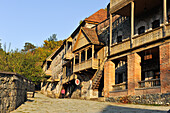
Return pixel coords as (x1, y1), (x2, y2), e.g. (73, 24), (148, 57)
(41, 0), (170, 104)
(104, 0), (170, 104)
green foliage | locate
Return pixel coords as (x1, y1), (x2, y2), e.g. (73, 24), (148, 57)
(48, 34), (57, 41)
(22, 42), (36, 52)
(0, 34), (63, 85)
(0, 39), (2, 50)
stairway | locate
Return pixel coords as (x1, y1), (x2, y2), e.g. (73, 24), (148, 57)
(92, 57), (107, 90)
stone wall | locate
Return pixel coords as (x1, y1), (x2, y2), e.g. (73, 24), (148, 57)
(106, 93), (170, 106)
(0, 72), (35, 113)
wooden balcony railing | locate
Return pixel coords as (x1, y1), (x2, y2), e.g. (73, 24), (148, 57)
(133, 26), (163, 48)
(138, 79), (160, 88)
(112, 82), (127, 91)
(165, 23), (170, 36)
(111, 39), (131, 55)
(110, 26), (164, 56)
(73, 58), (98, 73)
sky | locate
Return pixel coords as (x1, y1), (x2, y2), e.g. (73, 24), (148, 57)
(0, 0), (110, 50)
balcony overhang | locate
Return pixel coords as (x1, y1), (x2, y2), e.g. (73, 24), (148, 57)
(62, 74), (77, 84)
(110, 0), (162, 16)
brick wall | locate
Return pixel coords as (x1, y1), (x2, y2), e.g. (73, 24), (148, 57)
(159, 42), (170, 93)
(127, 53), (141, 95)
(104, 61), (115, 97)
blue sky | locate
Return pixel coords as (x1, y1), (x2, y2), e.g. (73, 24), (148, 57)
(0, 0), (109, 50)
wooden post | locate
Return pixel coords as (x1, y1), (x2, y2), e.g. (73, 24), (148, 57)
(92, 45), (94, 58)
(163, 0), (167, 36)
(85, 49), (87, 61)
(110, 13), (113, 52)
(73, 54), (75, 65)
(79, 52), (81, 63)
(163, 0), (167, 25)
(71, 61), (73, 74)
(131, 1), (134, 45)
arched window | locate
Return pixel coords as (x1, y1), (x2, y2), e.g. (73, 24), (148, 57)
(152, 20), (160, 29)
(117, 31), (122, 43)
(138, 26), (145, 35)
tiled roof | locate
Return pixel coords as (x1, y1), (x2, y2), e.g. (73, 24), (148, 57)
(85, 9), (107, 23)
(82, 27), (104, 45)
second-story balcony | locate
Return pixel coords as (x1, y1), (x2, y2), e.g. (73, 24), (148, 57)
(111, 25), (164, 56)
(64, 50), (73, 61)
(73, 58), (98, 73)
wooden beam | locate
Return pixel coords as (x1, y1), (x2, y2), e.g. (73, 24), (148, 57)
(131, 1), (134, 45)
(92, 45), (94, 58)
(85, 49), (87, 61)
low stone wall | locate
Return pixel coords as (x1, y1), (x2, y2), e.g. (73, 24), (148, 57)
(0, 72), (35, 113)
(106, 93), (170, 106)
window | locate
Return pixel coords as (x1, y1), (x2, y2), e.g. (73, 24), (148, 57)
(75, 55), (79, 64)
(152, 20), (160, 29)
(138, 26), (145, 35)
(81, 51), (85, 62)
(117, 36), (122, 43)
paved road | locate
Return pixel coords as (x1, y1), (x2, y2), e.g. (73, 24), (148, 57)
(12, 92), (170, 113)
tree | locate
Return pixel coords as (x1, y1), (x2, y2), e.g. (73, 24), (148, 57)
(47, 34), (57, 41)
(0, 39), (2, 50)
(22, 42), (36, 52)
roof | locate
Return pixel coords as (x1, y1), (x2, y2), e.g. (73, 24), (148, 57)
(81, 27), (104, 45)
(85, 9), (107, 23)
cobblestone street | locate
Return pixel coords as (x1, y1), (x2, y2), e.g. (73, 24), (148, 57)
(11, 92), (170, 113)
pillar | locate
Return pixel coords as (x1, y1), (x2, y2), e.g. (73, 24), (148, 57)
(110, 13), (113, 50)
(163, 0), (168, 24)
(104, 61), (115, 97)
(131, 1), (134, 45)
(159, 42), (170, 93)
(79, 52), (81, 63)
(92, 45), (94, 58)
(85, 49), (87, 61)
(127, 53), (141, 95)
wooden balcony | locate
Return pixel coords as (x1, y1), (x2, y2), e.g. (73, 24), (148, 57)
(111, 39), (131, 55)
(64, 50), (73, 60)
(110, 27), (164, 56)
(133, 26), (163, 48)
(138, 79), (160, 88)
(165, 24), (170, 37)
(112, 82), (127, 91)
(73, 58), (98, 73)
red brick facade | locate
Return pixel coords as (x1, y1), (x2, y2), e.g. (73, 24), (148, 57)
(127, 53), (141, 95)
(159, 42), (170, 93)
(104, 61), (115, 97)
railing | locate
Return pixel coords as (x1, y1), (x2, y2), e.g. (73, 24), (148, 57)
(110, 26), (164, 56)
(112, 82), (127, 91)
(138, 79), (160, 88)
(73, 58), (98, 73)
(165, 23), (170, 36)
(133, 27), (163, 48)
(111, 39), (131, 55)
